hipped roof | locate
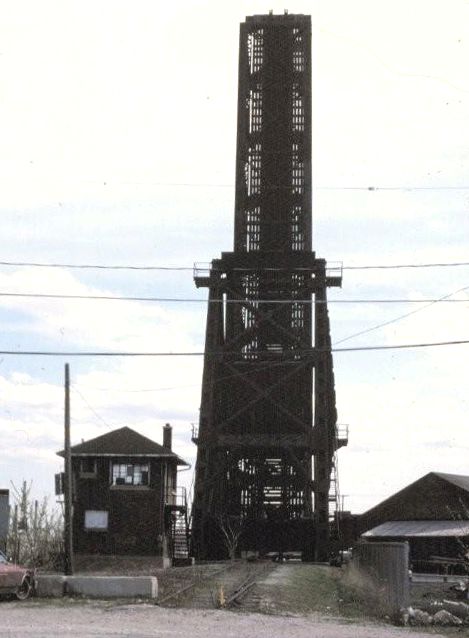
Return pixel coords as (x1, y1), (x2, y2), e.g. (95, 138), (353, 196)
(57, 426), (188, 465)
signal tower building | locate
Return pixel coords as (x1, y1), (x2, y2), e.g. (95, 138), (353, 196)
(192, 13), (347, 561)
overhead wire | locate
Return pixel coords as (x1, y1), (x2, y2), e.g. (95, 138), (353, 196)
(343, 261), (469, 270)
(0, 260), (193, 271)
(4, 176), (469, 190)
(71, 385), (114, 430)
(71, 385), (168, 431)
(318, 186), (469, 191)
(71, 284), (469, 392)
(2, 259), (469, 271)
(0, 291), (468, 304)
(333, 284), (469, 346)
(1, 339), (469, 356)
(73, 359), (294, 393)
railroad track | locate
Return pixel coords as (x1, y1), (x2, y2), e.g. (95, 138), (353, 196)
(157, 560), (277, 610)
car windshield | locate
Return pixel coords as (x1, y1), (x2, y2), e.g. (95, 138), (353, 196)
(0, 552), (8, 564)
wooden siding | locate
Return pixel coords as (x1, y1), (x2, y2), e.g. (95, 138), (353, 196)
(72, 456), (177, 555)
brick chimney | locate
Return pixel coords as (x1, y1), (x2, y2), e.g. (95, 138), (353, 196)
(163, 423), (172, 450)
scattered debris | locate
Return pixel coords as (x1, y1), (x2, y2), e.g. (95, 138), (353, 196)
(441, 599), (469, 620)
(409, 609), (432, 626)
(399, 603), (467, 627)
(217, 585), (226, 608)
(449, 580), (469, 600)
(398, 606), (412, 626)
(433, 609), (463, 626)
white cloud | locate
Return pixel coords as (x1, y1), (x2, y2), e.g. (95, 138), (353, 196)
(0, 363), (200, 501)
(0, 266), (206, 352)
(1, 0), (469, 515)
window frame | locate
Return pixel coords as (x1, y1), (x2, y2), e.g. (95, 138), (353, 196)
(110, 461), (150, 487)
(84, 510), (108, 531)
(79, 457), (97, 478)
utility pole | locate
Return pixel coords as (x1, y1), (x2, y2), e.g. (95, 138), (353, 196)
(64, 363), (74, 575)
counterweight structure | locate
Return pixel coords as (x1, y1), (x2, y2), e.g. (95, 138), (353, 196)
(192, 13), (346, 561)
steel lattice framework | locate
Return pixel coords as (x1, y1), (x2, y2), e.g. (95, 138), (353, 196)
(191, 13), (346, 561)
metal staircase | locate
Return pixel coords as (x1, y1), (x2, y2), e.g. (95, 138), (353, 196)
(164, 487), (191, 566)
(328, 454), (340, 522)
(328, 424), (349, 550)
(328, 423), (348, 521)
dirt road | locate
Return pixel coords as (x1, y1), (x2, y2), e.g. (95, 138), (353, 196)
(2, 601), (447, 638)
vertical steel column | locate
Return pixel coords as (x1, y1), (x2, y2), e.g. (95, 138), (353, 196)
(192, 268), (224, 559)
(313, 267), (337, 561)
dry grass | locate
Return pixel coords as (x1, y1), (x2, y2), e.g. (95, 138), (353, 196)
(336, 564), (394, 620)
(255, 564), (342, 616)
(236, 562), (390, 621)
(36, 557), (411, 625)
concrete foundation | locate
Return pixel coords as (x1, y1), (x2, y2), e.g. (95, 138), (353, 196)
(36, 575), (66, 597)
(36, 575), (157, 599)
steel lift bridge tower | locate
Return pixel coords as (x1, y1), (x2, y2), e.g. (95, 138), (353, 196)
(192, 13), (347, 561)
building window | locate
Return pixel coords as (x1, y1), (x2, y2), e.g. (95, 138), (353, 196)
(244, 143), (262, 196)
(79, 458), (97, 478)
(245, 206), (260, 252)
(84, 510), (108, 531)
(111, 463), (149, 486)
(247, 29), (264, 75)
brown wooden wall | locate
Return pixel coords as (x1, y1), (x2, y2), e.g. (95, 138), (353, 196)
(71, 456), (177, 555)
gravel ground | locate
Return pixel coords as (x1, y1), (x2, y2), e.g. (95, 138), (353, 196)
(1, 601), (449, 638)
(4, 563), (462, 637)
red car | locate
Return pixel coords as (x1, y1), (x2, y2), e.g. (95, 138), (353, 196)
(0, 550), (36, 600)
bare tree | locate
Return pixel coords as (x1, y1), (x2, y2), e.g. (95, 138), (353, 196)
(217, 514), (244, 560)
(7, 481), (63, 569)
(446, 499), (469, 573)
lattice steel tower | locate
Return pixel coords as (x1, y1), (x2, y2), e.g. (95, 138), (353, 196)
(192, 13), (346, 561)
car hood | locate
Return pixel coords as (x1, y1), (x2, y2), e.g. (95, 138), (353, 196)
(0, 563), (34, 575)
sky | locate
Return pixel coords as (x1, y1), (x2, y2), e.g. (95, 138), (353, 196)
(1, 0), (469, 515)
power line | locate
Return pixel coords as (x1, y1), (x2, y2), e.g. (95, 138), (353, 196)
(318, 186), (469, 191)
(0, 339), (469, 356)
(74, 381), (200, 393)
(5, 177), (469, 190)
(72, 386), (160, 432)
(333, 284), (469, 346)
(74, 360), (292, 393)
(0, 260), (193, 271)
(71, 386), (113, 430)
(2, 259), (469, 272)
(343, 261), (469, 270)
(335, 340), (469, 352)
(1, 291), (468, 304)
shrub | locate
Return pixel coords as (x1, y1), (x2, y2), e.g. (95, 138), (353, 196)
(7, 481), (64, 570)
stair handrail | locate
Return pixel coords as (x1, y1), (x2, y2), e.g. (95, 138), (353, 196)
(335, 424), (349, 442)
(164, 486), (187, 508)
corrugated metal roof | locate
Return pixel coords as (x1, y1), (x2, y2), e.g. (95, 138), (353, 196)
(362, 520), (469, 538)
